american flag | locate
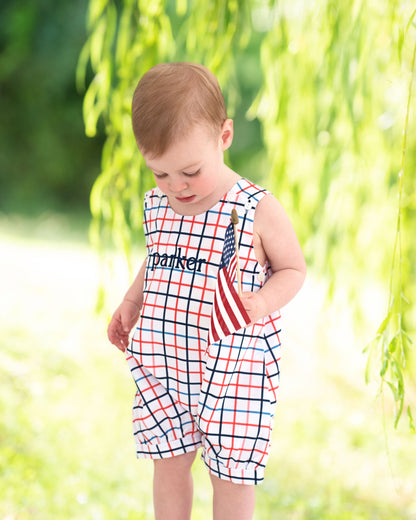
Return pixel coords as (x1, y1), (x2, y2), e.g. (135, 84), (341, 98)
(208, 222), (251, 345)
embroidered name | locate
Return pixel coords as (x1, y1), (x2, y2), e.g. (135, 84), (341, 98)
(149, 248), (207, 272)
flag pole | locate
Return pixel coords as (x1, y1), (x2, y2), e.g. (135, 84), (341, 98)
(231, 209), (242, 297)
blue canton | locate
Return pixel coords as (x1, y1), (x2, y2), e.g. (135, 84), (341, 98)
(220, 223), (235, 269)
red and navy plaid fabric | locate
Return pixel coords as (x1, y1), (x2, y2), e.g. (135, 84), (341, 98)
(126, 178), (282, 484)
(208, 221), (251, 345)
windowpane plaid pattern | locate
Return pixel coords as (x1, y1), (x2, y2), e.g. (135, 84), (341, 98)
(126, 178), (282, 484)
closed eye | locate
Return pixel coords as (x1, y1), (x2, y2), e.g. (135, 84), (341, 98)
(183, 169), (201, 177)
(153, 171), (167, 179)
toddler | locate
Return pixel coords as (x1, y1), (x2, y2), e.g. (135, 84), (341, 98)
(107, 62), (306, 520)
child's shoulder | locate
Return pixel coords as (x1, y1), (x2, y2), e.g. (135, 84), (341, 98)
(234, 178), (270, 202)
(253, 187), (294, 244)
(233, 179), (287, 235)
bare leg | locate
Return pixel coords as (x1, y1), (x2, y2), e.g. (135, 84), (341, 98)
(153, 451), (197, 520)
(210, 474), (255, 520)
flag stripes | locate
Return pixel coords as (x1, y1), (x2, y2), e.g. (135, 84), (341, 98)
(208, 223), (251, 344)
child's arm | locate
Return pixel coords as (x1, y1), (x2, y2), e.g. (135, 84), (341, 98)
(240, 194), (306, 323)
(107, 259), (146, 352)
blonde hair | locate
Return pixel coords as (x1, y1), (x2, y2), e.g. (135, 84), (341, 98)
(132, 62), (227, 157)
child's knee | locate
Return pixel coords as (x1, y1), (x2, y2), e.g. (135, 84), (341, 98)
(210, 473), (253, 492)
(153, 451), (197, 476)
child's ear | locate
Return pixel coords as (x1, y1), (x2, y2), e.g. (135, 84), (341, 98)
(220, 119), (234, 151)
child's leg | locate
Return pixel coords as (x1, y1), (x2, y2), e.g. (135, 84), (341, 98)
(210, 474), (255, 520)
(153, 451), (197, 520)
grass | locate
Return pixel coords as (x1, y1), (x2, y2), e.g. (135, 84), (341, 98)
(0, 213), (415, 519)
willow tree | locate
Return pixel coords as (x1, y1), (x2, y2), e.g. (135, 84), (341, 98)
(77, 0), (416, 430)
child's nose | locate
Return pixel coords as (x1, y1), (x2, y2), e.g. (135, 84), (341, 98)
(169, 176), (188, 193)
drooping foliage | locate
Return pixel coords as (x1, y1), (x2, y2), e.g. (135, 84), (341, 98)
(78, 0), (416, 430)
(76, 0), (253, 267)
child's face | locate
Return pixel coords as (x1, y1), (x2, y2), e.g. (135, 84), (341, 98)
(142, 121), (234, 215)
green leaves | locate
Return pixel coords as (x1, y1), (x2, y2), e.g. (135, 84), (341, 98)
(78, 0), (253, 274)
(79, 0), (416, 430)
(399, 7), (416, 62)
(408, 406), (416, 434)
(365, 304), (413, 432)
(364, 27), (416, 432)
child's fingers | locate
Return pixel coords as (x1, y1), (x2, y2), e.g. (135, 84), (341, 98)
(121, 317), (133, 333)
(240, 292), (255, 310)
(116, 338), (128, 352)
(110, 333), (128, 352)
(240, 291), (267, 324)
(107, 321), (129, 351)
(107, 321), (119, 344)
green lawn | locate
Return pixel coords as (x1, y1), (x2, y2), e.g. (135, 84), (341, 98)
(1, 214), (415, 519)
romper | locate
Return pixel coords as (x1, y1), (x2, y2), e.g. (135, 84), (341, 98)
(126, 178), (282, 485)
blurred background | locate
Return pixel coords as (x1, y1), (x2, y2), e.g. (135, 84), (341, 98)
(1, 0), (415, 519)
(0, 0), (103, 215)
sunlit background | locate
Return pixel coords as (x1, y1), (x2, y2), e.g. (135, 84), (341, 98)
(1, 0), (415, 519)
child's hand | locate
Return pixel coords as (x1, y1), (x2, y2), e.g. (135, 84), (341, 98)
(107, 299), (141, 352)
(240, 291), (268, 325)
